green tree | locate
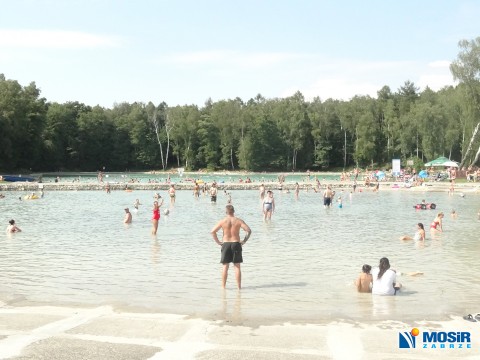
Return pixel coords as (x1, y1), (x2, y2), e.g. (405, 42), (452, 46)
(76, 106), (115, 171)
(42, 102), (89, 170)
(168, 105), (200, 169)
(210, 98), (243, 170)
(0, 75), (47, 171)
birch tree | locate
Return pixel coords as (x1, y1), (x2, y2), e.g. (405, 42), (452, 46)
(450, 37), (480, 167)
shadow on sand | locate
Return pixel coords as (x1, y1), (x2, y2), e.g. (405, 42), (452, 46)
(242, 282), (308, 290)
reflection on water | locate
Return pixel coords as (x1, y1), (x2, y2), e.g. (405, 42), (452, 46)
(1, 188), (479, 322)
(221, 290), (242, 323)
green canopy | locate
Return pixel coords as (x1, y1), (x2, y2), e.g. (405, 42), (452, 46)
(424, 156), (458, 167)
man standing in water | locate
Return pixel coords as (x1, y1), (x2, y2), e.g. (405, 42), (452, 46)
(211, 205), (252, 289)
(294, 182), (300, 199)
(210, 182), (218, 203)
(123, 208), (132, 224)
(323, 185), (333, 208)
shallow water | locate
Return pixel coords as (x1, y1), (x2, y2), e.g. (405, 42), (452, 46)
(1, 187), (479, 323)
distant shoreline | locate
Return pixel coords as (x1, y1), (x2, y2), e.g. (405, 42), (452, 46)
(1, 180), (479, 193)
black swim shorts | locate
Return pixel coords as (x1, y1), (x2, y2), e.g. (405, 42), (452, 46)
(211, 195), (217, 202)
(323, 197), (331, 206)
(220, 242), (243, 264)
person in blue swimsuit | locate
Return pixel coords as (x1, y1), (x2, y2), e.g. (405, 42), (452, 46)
(262, 190), (275, 221)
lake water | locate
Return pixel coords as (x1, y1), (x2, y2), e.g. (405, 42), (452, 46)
(1, 187), (479, 324)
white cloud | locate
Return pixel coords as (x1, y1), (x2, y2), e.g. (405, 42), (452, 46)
(428, 60), (451, 68)
(280, 58), (455, 101)
(0, 29), (121, 48)
(282, 78), (381, 101)
(157, 50), (304, 68)
(418, 73), (455, 90)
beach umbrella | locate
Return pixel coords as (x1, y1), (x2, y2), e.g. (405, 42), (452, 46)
(418, 170), (428, 178)
(442, 160), (459, 167)
(375, 171), (385, 180)
(424, 156), (456, 167)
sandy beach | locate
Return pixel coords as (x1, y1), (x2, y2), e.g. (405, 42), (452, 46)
(0, 300), (479, 360)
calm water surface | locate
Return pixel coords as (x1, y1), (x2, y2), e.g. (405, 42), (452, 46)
(1, 187), (479, 323)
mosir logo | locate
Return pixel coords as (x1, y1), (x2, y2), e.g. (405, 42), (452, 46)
(399, 328), (419, 348)
(399, 328), (472, 349)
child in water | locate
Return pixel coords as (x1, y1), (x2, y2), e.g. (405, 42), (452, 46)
(355, 264), (373, 293)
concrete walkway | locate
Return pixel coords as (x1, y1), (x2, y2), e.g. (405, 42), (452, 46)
(0, 303), (478, 359)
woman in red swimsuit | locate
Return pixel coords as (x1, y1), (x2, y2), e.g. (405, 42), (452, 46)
(151, 198), (163, 235)
(430, 212), (444, 236)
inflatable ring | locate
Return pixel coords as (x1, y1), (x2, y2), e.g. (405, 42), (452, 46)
(24, 195), (39, 200)
(414, 203), (433, 210)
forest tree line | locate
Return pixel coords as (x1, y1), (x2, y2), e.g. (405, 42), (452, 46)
(1, 37), (480, 173)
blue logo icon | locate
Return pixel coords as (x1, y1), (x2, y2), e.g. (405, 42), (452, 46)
(399, 328), (419, 348)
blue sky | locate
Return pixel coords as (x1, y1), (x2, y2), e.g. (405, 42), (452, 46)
(0, 0), (478, 107)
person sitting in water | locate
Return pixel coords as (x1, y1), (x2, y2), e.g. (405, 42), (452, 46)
(6, 219), (21, 233)
(355, 264), (373, 293)
(451, 209), (458, 219)
(400, 223), (425, 241)
(371, 257), (401, 295)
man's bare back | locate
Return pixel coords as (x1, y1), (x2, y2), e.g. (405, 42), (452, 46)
(220, 217), (242, 242)
(211, 215), (251, 244)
